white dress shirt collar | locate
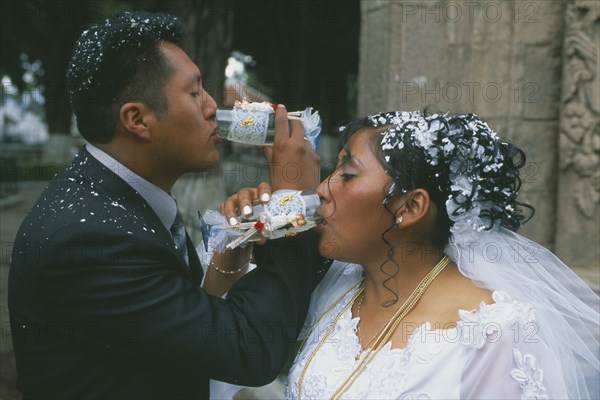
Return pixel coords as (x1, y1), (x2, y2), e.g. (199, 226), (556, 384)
(85, 143), (177, 231)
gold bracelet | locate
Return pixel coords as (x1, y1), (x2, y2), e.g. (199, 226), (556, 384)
(209, 258), (251, 275)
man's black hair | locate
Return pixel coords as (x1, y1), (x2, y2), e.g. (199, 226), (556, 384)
(66, 11), (186, 143)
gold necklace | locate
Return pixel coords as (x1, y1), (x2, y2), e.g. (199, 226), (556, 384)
(295, 278), (364, 399)
(354, 292), (380, 360)
(296, 255), (450, 400)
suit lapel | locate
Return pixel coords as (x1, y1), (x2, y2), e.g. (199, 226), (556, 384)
(76, 147), (198, 280)
(185, 233), (204, 285)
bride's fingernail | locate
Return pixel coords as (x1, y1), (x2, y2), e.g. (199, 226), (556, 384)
(229, 217), (238, 225)
(242, 205), (252, 215)
(261, 193), (270, 202)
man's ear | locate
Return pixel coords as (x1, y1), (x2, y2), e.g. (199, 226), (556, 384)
(390, 189), (431, 228)
(118, 102), (157, 141)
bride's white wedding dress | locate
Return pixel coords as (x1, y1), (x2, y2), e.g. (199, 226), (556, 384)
(285, 261), (568, 400)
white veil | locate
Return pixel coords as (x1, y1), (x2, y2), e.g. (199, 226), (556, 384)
(446, 226), (599, 399)
(367, 110), (600, 399)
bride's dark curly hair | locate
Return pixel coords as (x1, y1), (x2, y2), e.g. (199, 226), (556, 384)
(334, 111), (534, 306)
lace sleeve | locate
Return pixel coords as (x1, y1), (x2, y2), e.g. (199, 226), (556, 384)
(460, 319), (569, 399)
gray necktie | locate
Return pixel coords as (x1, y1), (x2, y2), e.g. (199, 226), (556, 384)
(170, 209), (189, 266)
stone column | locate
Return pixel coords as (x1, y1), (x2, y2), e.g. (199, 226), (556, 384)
(555, 0), (599, 280)
(358, 0), (565, 249)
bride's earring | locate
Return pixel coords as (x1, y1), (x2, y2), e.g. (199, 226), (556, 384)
(396, 215), (403, 226)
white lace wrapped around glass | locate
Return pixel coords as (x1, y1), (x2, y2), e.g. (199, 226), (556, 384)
(215, 100), (322, 148)
(198, 190), (321, 255)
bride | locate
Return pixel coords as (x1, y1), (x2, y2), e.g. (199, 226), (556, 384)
(218, 111), (599, 399)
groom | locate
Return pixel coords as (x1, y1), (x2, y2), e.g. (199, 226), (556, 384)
(8, 11), (327, 399)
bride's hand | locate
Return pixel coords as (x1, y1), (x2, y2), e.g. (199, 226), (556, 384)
(221, 182), (272, 225)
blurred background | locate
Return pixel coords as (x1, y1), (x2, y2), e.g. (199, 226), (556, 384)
(0, 0), (360, 198)
(1, 1), (598, 399)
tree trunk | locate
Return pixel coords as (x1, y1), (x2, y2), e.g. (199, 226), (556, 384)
(162, 0), (234, 105)
(40, 2), (98, 164)
(42, 23), (76, 166)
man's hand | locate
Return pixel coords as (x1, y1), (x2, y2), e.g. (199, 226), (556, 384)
(263, 104), (320, 191)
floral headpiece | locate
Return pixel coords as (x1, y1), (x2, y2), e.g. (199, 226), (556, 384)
(348, 111), (521, 235)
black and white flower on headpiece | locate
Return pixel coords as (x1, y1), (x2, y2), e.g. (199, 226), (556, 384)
(359, 111), (520, 235)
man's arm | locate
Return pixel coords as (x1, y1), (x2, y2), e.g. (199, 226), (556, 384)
(37, 223), (327, 386)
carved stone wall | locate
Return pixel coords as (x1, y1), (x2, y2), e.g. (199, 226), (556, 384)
(358, 0), (598, 281)
(555, 0), (600, 277)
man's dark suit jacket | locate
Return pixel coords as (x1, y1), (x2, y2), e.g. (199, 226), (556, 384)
(9, 147), (329, 399)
